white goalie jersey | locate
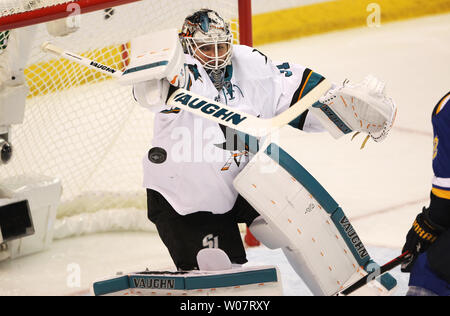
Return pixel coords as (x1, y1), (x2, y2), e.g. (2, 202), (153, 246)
(135, 45), (325, 215)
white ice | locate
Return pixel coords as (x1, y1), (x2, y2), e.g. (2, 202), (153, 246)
(0, 13), (449, 296)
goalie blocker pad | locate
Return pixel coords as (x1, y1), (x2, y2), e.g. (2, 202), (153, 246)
(118, 28), (186, 87)
(233, 127), (397, 296)
(120, 28), (189, 111)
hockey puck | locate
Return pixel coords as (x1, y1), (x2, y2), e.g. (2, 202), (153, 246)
(148, 147), (167, 164)
(0, 140), (12, 164)
(104, 8), (115, 20)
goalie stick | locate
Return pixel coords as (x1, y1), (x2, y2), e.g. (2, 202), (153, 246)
(338, 251), (412, 296)
(42, 42), (331, 137)
(42, 42), (123, 78)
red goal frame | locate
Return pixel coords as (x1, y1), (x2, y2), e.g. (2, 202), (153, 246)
(0, 0), (253, 46)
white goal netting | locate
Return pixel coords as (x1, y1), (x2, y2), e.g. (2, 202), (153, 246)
(0, 0), (245, 238)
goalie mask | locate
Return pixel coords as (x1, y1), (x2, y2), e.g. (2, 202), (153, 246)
(180, 9), (233, 90)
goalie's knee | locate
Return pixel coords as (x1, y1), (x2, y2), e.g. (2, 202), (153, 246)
(249, 216), (290, 249)
(196, 248), (232, 271)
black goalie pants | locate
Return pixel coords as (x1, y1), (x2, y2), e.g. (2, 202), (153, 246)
(146, 189), (260, 271)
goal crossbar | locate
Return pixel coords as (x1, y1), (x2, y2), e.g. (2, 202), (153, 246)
(0, 0), (142, 31)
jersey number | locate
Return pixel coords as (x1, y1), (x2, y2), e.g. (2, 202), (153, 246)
(277, 62), (292, 77)
(202, 234), (219, 248)
(433, 136), (439, 160)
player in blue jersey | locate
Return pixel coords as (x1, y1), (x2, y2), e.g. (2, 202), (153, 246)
(402, 92), (450, 296)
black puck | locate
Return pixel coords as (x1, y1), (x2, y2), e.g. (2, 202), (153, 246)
(148, 147), (167, 164)
(1, 141), (12, 164)
(104, 8), (115, 20)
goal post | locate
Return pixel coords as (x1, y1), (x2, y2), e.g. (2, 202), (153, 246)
(0, 0), (254, 240)
(237, 0), (252, 47)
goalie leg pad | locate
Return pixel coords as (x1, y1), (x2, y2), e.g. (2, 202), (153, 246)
(249, 216), (291, 250)
(234, 133), (397, 296)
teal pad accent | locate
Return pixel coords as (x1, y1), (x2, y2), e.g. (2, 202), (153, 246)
(331, 208), (370, 267)
(364, 260), (398, 291)
(92, 268), (278, 296)
(93, 276), (130, 296)
(185, 268), (278, 290)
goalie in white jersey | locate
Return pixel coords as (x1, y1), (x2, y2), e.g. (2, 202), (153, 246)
(134, 9), (327, 270)
(132, 8), (397, 294)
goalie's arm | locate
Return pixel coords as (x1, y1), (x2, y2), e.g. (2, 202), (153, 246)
(41, 29), (331, 137)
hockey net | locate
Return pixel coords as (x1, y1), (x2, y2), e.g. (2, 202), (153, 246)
(0, 0), (252, 239)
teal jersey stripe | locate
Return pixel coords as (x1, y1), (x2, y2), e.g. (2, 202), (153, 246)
(301, 72), (326, 96)
(289, 71), (326, 129)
